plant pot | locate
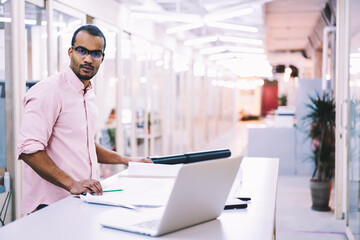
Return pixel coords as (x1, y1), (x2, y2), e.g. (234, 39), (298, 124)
(310, 179), (332, 211)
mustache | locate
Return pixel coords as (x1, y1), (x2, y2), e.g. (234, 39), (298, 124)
(80, 64), (94, 70)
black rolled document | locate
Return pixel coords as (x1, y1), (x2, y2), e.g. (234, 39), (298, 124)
(149, 149), (231, 164)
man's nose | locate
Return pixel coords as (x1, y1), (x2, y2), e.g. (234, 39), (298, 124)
(84, 53), (94, 63)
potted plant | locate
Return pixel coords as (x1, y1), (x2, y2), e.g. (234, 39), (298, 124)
(304, 92), (335, 211)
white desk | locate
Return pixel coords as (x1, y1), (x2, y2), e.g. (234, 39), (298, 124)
(0, 157), (279, 240)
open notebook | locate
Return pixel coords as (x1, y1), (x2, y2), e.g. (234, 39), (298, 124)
(98, 157), (242, 236)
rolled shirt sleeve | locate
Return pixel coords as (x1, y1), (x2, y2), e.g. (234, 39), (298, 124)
(18, 79), (61, 157)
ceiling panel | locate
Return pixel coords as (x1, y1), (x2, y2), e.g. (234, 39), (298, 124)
(122, 0), (334, 76)
(266, 12), (321, 28)
(267, 28), (312, 39)
(266, 39), (309, 50)
(265, 0), (327, 13)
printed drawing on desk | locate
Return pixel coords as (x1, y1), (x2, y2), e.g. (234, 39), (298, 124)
(81, 163), (183, 207)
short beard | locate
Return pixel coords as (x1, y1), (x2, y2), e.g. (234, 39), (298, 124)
(75, 72), (94, 81)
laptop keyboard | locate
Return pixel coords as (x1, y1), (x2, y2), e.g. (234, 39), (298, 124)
(135, 219), (161, 230)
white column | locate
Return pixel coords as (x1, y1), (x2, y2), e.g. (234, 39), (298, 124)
(130, 46), (137, 156)
(115, 30), (124, 156)
(185, 60), (194, 152)
(335, 0), (349, 221)
(149, 53), (155, 156)
(46, 0), (54, 76)
(10, 0), (26, 219)
(144, 46), (150, 157)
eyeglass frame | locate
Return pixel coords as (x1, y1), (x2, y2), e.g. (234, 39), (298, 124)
(71, 46), (105, 61)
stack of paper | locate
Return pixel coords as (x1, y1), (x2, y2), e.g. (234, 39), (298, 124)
(80, 163), (183, 208)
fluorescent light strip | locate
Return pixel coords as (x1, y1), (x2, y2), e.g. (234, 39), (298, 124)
(209, 52), (235, 61)
(219, 36), (263, 45)
(131, 11), (200, 23)
(236, 53), (267, 59)
(184, 36), (218, 46)
(0, 17), (10, 23)
(41, 21), (67, 27)
(166, 22), (204, 34)
(205, 8), (254, 22)
(200, 46), (227, 55)
(228, 46), (264, 54)
(207, 22), (258, 33)
(24, 19), (37, 25)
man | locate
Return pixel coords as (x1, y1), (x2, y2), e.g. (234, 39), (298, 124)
(18, 25), (152, 214)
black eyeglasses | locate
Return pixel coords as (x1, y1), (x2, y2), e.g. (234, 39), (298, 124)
(71, 46), (104, 61)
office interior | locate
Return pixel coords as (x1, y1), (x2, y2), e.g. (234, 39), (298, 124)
(0, 0), (358, 239)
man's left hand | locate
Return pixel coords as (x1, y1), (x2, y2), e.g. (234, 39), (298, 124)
(127, 157), (153, 165)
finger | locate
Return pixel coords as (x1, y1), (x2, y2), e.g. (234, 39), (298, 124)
(83, 187), (93, 195)
(87, 180), (102, 195)
(143, 158), (153, 163)
(93, 180), (103, 195)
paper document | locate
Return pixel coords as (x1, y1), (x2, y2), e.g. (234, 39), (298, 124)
(81, 163), (182, 207)
(127, 162), (183, 177)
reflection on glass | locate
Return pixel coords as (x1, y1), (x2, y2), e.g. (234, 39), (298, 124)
(348, 0), (360, 238)
(122, 33), (132, 156)
(25, 2), (47, 82)
(173, 54), (190, 154)
(0, 0), (10, 169)
(132, 35), (150, 157)
(52, 10), (82, 74)
(150, 45), (164, 156)
(94, 27), (117, 178)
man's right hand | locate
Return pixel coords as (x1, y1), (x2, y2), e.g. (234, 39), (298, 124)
(68, 179), (103, 195)
(20, 151), (103, 196)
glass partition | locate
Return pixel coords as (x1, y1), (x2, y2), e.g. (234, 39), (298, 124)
(121, 32), (133, 157)
(131, 35), (153, 157)
(25, 2), (46, 84)
(93, 26), (117, 178)
(192, 60), (207, 149)
(172, 54), (190, 154)
(52, 9), (82, 74)
(0, 0), (11, 169)
(348, 0), (360, 238)
(150, 44), (164, 155)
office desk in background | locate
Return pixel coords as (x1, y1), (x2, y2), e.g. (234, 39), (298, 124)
(0, 157), (279, 240)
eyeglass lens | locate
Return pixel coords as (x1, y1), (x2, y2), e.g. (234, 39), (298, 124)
(73, 46), (103, 61)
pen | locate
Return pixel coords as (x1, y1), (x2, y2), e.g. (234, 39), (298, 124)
(103, 189), (123, 193)
(79, 189), (123, 195)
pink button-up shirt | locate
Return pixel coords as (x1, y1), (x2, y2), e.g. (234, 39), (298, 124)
(18, 67), (99, 214)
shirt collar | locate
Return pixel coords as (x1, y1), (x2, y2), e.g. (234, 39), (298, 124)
(65, 66), (93, 93)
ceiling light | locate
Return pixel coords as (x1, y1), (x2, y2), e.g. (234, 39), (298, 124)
(166, 22), (204, 34)
(0, 17), (10, 23)
(199, 46), (227, 55)
(283, 67), (292, 82)
(204, 8), (254, 22)
(131, 11), (201, 23)
(24, 19), (37, 25)
(235, 53), (267, 59)
(184, 36), (218, 46)
(207, 22), (258, 33)
(209, 52), (235, 61)
(228, 46), (264, 54)
(219, 36), (263, 45)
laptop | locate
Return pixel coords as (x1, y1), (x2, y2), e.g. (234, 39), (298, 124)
(99, 156), (242, 236)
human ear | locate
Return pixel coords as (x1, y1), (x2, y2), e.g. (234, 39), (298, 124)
(68, 47), (73, 59)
